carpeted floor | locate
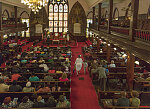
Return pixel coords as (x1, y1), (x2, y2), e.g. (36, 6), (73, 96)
(70, 42), (100, 109)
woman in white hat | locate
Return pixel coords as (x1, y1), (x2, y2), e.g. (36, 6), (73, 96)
(23, 82), (34, 92)
(75, 55), (83, 76)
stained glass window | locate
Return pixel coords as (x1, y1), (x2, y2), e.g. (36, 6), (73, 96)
(49, 21), (53, 27)
(54, 13), (58, 20)
(59, 28), (62, 32)
(54, 4), (58, 12)
(59, 21), (63, 27)
(64, 21), (67, 27)
(64, 28), (67, 32)
(64, 13), (68, 20)
(59, 13), (63, 20)
(54, 21), (58, 27)
(49, 4), (53, 12)
(49, 28), (53, 32)
(64, 4), (68, 12)
(49, 13), (53, 20)
(54, 28), (58, 32)
(49, 0), (68, 32)
(59, 4), (63, 12)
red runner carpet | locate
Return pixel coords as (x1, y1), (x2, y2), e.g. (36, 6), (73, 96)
(70, 42), (100, 109)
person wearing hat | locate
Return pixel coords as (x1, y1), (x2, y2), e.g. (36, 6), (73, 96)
(19, 96), (33, 108)
(2, 97), (13, 108)
(33, 96), (45, 108)
(75, 55), (83, 76)
(23, 82), (35, 92)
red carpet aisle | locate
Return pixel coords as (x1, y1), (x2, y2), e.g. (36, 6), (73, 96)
(70, 42), (100, 109)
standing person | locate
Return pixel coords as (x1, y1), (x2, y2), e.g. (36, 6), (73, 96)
(83, 60), (88, 75)
(75, 55), (83, 76)
(98, 64), (107, 91)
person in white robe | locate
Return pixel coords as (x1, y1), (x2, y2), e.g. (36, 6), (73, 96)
(75, 55), (83, 76)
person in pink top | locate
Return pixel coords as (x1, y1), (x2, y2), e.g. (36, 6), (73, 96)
(59, 73), (69, 81)
(11, 73), (21, 82)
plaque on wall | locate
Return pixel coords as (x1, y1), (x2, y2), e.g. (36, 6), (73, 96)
(74, 23), (81, 33)
(35, 24), (43, 33)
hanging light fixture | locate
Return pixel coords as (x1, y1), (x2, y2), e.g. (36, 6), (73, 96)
(21, 0), (48, 14)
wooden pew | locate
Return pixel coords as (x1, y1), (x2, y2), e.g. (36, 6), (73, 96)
(98, 91), (150, 106)
(0, 91), (70, 103)
(104, 106), (150, 109)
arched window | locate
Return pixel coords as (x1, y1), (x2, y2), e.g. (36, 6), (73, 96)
(48, 0), (68, 32)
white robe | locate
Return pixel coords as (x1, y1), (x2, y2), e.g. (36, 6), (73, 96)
(75, 58), (83, 71)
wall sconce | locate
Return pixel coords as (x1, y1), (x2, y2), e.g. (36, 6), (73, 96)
(108, 44), (110, 46)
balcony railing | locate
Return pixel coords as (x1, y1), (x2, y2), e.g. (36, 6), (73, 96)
(90, 24), (150, 42)
(135, 29), (150, 41)
(110, 26), (129, 35)
(2, 23), (27, 28)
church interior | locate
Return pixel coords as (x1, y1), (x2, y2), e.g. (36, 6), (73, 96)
(0, 0), (150, 109)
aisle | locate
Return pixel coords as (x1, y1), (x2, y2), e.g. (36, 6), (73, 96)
(70, 42), (100, 109)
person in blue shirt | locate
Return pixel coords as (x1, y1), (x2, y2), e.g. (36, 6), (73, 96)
(29, 73), (40, 82)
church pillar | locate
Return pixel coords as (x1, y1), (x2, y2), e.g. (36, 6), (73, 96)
(108, 0), (113, 34)
(129, 0), (139, 42)
(14, 6), (18, 42)
(24, 31), (26, 38)
(0, 2), (2, 46)
(98, 3), (102, 31)
(126, 52), (135, 90)
(0, 2), (2, 31)
(93, 7), (95, 25)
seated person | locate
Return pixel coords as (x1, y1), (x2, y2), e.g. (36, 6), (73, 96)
(59, 73), (69, 81)
(11, 73), (21, 82)
(46, 96), (57, 107)
(0, 73), (9, 82)
(21, 58), (27, 63)
(56, 68), (63, 74)
(23, 82), (34, 92)
(56, 95), (70, 107)
(2, 97), (13, 108)
(44, 74), (54, 81)
(0, 79), (9, 92)
(116, 91), (129, 106)
(130, 90), (140, 107)
(37, 84), (51, 93)
(102, 60), (108, 68)
(109, 60), (116, 68)
(39, 62), (49, 73)
(135, 73), (145, 81)
(19, 96), (33, 108)
(29, 73), (40, 82)
(33, 96), (45, 108)
(38, 58), (45, 63)
(9, 80), (22, 92)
